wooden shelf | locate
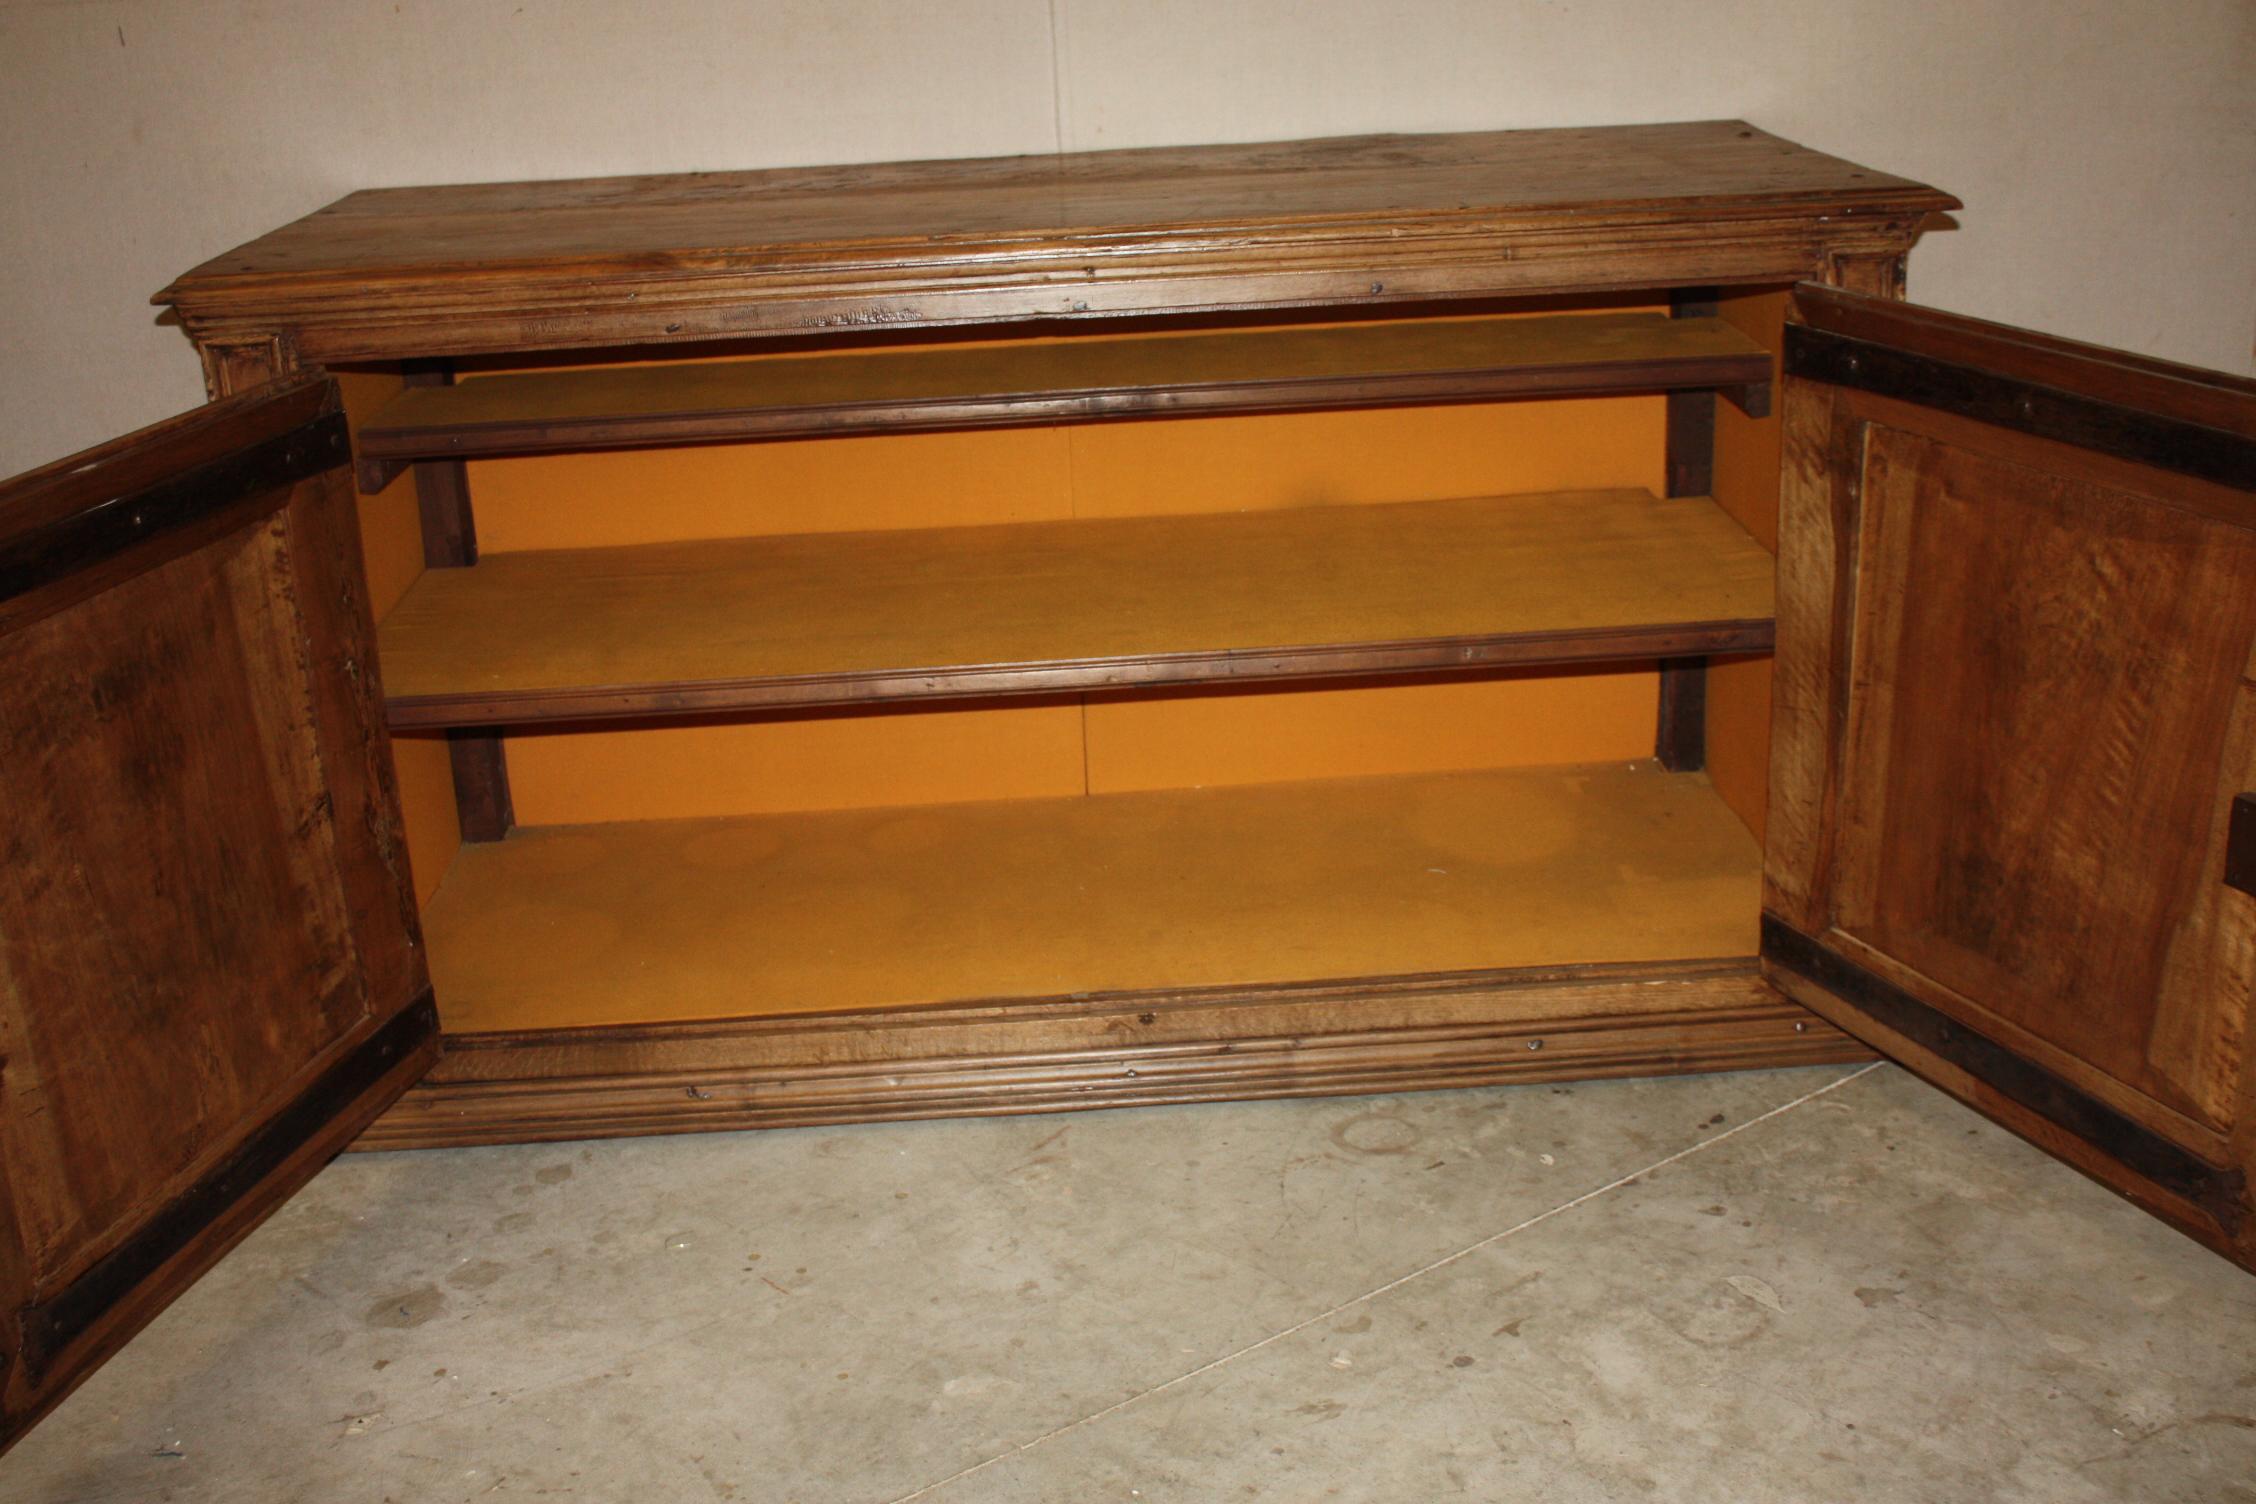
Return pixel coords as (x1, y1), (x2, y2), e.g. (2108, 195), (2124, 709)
(351, 312), (1771, 489)
(376, 488), (1775, 727)
(421, 762), (1763, 1035)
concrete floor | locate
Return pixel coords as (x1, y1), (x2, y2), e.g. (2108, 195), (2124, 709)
(7, 1064), (2254, 1502)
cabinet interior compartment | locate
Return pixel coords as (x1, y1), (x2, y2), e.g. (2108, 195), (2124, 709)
(331, 288), (1851, 1146)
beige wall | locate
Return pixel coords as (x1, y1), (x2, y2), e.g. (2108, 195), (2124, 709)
(2, 0), (2250, 476)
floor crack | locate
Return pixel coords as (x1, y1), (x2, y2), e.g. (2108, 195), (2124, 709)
(879, 1062), (1885, 1503)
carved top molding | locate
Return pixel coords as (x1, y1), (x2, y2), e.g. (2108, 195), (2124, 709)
(157, 121), (1957, 364)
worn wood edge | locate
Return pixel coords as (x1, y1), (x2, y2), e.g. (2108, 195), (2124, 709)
(162, 191), (1957, 307)
(419, 957), (1778, 1060)
(166, 216), (1942, 364)
(367, 1041), (1869, 1149)
(381, 619), (1776, 729)
(1, 999), (440, 1453)
(358, 962), (1870, 1149)
(161, 173), (1961, 308)
(0, 373), (330, 526)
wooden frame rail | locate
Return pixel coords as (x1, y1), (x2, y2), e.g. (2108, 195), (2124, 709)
(352, 312), (1772, 491)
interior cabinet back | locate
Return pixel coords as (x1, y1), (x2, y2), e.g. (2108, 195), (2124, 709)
(442, 324), (1672, 828)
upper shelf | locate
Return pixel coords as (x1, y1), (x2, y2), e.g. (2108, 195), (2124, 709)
(350, 312), (1772, 490)
(375, 487), (1774, 729)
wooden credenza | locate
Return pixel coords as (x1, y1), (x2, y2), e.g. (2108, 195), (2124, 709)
(4, 120), (2252, 1446)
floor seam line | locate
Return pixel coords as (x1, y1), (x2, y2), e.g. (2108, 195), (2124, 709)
(876, 1062), (1885, 1503)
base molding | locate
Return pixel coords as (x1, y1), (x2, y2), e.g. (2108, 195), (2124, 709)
(362, 958), (1871, 1149)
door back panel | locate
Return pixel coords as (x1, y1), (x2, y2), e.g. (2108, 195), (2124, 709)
(0, 377), (436, 1450)
(1765, 285), (2256, 1267)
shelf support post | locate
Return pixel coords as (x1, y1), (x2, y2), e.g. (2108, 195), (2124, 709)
(406, 360), (515, 843)
(1656, 287), (1718, 772)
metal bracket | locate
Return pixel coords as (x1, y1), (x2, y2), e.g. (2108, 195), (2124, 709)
(1761, 915), (2249, 1235)
(2228, 793), (2255, 897)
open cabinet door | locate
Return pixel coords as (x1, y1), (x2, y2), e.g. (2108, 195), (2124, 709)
(0, 377), (437, 1449)
(1764, 284), (2256, 1270)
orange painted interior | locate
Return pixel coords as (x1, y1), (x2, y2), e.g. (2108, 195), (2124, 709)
(454, 309), (1670, 828)
(1705, 288), (1791, 845)
(335, 369), (461, 907)
(1085, 668), (1659, 794)
(502, 700), (1087, 826)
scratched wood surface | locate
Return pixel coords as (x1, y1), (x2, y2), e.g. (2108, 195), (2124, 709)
(155, 121), (1955, 362)
(0, 382), (435, 1451)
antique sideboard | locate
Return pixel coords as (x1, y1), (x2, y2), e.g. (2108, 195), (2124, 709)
(4, 120), (2251, 1446)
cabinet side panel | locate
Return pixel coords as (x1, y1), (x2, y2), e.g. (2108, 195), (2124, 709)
(1705, 288), (1789, 845)
(334, 371), (425, 620)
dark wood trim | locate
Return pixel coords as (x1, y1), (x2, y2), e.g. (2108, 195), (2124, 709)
(398, 361), (515, 840)
(1654, 288), (1718, 773)
(1783, 326), (2256, 491)
(352, 317), (1774, 488)
(18, 994), (440, 1378)
(1654, 657), (1708, 771)
(382, 617), (1778, 730)
(0, 413), (347, 609)
(1793, 280), (2256, 431)
(1760, 915), (2249, 1235)
(362, 960), (1867, 1149)
(403, 365), (479, 568)
(1720, 382), (1769, 420)
(2228, 793), (2256, 897)
(447, 731), (515, 842)
(360, 354), (1778, 468)
(1665, 291), (1721, 499)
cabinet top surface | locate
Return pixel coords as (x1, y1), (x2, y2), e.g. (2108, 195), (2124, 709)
(155, 121), (1956, 361)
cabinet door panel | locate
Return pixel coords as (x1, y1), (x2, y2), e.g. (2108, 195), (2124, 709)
(1766, 285), (2256, 1268)
(0, 377), (436, 1450)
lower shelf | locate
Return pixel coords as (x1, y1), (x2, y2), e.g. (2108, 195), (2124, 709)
(372, 763), (1862, 1148)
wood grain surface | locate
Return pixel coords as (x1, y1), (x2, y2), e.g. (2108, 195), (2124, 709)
(156, 122), (1955, 360)
(1765, 286), (2256, 1271)
(0, 381), (434, 1449)
(367, 961), (1864, 1149)
(377, 489), (1773, 726)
